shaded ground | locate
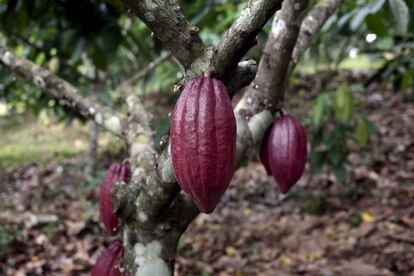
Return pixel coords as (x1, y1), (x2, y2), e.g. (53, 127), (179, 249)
(0, 73), (413, 275)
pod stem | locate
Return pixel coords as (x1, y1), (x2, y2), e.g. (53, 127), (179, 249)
(278, 107), (289, 116)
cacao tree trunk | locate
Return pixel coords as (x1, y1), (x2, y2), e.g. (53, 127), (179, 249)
(122, 224), (181, 275)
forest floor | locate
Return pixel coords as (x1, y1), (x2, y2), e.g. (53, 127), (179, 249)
(0, 71), (413, 275)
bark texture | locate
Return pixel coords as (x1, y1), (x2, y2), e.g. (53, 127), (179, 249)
(241, 0), (308, 114)
(211, 0), (283, 82)
(122, 0), (210, 76)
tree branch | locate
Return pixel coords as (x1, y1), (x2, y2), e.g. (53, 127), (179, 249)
(116, 51), (171, 92)
(227, 59), (257, 97)
(241, 0), (308, 113)
(211, 0), (282, 82)
(0, 45), (128, 137)
(289, 0), (344, 74)
(122, 0), (211, 76)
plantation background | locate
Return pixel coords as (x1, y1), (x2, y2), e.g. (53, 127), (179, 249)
(0, 0), (413, 275)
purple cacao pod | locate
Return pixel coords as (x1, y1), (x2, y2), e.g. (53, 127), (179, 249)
(268, 115), (307, 194)
(91, 240), (124, 276)
(99, 162), (131, 235)
(171, 76), (237, 213)
(260, 126), (272, 175)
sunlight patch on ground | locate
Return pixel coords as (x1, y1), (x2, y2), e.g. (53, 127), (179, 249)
(0, 114), (116, 171)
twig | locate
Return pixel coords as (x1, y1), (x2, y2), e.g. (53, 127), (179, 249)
(116, 51), (171, 92)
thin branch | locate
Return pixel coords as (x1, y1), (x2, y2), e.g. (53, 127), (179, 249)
(116, 51), (171, 92)
(247, 0), (309, 112)
(211, 0), (282, 82)
(289, 0), (344, 74)
(0, 45), (128, 137)
(122, 0), (210, 76)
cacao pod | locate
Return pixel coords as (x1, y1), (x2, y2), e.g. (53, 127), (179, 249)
(171, 76), (237, 213)
(91, 240), (124, 276)
(260, 126), (272, 175)
(268, 114), (307, 194)
(99, 162), (131, 235)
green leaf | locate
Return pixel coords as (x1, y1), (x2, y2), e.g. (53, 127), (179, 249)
(349, 212), (362, 227)
(350, 0), (386, 30)
(365, 13), (388, 37)
(335, 84), (354, 122)
(310, 149), (327, 173)
(355, 116), (370, 146)
(334, 165), (347, 182)
(61, 29), (78, 54)
(389, 0), (410, 34)
(89, 40), (108, 70)
(35, 52), (46, 65)
(70, 38), (85, 65)
(305, 197), (328, 215)
(48, 57), (60, 73)
(312, 94), (328, 125)
(400, 68), (413, 91)
(98, 23), (122, 55)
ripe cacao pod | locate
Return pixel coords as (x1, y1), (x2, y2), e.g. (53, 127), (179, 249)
(91, 240), (124, 276)
(260, 126), (272, 175)
(99, 162), (131, 235)
(171, 76), (237, 213)
(268, 114), (307, 194)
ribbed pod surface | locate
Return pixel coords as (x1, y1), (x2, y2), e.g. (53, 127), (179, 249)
(268, 115), (307, 194)
(171, 77), (237, 213)
(91, 240), (124, 276)
(99, 162), (131, 235)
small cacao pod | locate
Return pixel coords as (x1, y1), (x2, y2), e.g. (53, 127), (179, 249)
(171, 76), (237, 213)
(91, 240), (124, 276)
(99, 162), (131, 235)
(260, 126), (272, 175)
(268, 114), (307, 194)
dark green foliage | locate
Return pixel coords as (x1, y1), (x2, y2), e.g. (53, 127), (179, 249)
(308, 84), (375, 182)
